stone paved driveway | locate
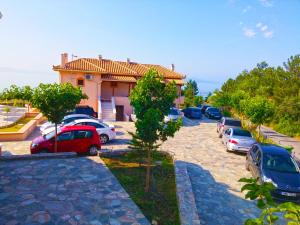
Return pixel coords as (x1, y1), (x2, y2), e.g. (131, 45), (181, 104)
(160, 117), (260, 225)
(0, 156), (149, 225)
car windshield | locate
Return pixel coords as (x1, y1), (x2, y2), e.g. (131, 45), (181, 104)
(263, 153), (299, 173)
(44, 128), (61, 140)
(208, 108), (219, 112)
(225, 120), (242, 126)
(233, 129), (252, 137)
(169, 109), (179, 115)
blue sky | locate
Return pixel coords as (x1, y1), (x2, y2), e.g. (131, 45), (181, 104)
(0, 0), (300, 94)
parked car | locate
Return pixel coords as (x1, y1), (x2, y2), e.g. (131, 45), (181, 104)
(40, 114), (93, 134)
(31, 126), (101, 155)
(246, 144), (300, 203)
(217, 117), (242, 138)
(42, 119), (116, 144)
(67, 105), (98, 118)
(200, 104), (211, 114)
(164, 108), (183, 122)
(205, 107), (222, 120)
(182, 107), (202, 119)
(222, 128), (256, 152)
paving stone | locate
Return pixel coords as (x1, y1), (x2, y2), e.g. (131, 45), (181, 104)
(0, 156), (149, 224)
(31, 211), (51, 224)
(160, 117), (261, 225)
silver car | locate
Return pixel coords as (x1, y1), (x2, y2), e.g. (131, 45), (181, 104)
(222, 128), (257, 153)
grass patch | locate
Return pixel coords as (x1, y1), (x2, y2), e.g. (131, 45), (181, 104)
(0, 116), (35, 132)
(101, 151), (180, 225)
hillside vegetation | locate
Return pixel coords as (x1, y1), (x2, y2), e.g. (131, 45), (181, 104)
(209, 55), (300, 137)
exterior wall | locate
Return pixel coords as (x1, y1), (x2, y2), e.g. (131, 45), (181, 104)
(59, 71), (184, 115)
(115, 82), (130, 97)
(59, 72), (101, 112)
(101, 81), (113, 99)
(101, 81), (131, 99)
(115, 97), (133, 116)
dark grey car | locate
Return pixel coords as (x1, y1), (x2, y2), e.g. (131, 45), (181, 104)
(246, 144), (300, 203)
(217, 117), (242, 138)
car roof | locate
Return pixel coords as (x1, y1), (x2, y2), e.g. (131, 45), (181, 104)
(258, 144), (289, 155)
(73, 118), (102, 124)
(231, 127), (249, 132)
(62, 125), (96, 131)
(187, 107), (200, 109)
(64, 114), (90, 119)
(223, 117), (241, 121)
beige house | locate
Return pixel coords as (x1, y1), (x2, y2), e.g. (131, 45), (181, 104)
(53, 53), (185, 121)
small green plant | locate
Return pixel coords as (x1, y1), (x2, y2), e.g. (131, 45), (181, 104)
(239, 177), (300, 225)
(4, 107), (10, 122)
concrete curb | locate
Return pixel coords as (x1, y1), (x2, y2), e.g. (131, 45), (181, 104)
(175, 160), (201, 225)
(0, 152), (78, 161)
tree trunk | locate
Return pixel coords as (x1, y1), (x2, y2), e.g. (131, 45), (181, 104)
(54, 123), (58, 153)
(145, 148), (151, 192)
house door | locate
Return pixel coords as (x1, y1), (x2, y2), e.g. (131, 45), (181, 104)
(116, 105), (124, 121)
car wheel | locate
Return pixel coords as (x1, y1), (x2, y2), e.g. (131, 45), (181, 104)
(226, 143), (231, 152)
(100, 134), (109, 144)
(88, 146), (98, 156)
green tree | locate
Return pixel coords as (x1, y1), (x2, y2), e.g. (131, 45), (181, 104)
(194, 95), (204, 106)
(129, 69), (182, 192)
(211, 55), (300, 137)
(239, 177), (300, 225)
(31, 83), (87, 152)
(244, 97), (275, 136)
(183, 84), (195, 107)
(20, 86), (33, 111)
(4, 107), (10, 122)
(183, 79), (202, 107)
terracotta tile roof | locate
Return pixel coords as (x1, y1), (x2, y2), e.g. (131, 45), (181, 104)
(53, 58), (185, 80)
(165, 79), (185, 85)
(101, 74), (137, 82)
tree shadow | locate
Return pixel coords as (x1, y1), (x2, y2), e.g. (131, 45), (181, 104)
(179, 160), (260, 225)
(182, 117), (201, 127)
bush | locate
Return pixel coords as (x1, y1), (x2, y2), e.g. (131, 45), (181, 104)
(274, 119), (300, 137)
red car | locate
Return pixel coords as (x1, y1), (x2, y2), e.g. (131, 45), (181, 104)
(30, 126), (101, 155)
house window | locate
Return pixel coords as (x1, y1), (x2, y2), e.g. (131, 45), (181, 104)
(77, 79), (84, 87)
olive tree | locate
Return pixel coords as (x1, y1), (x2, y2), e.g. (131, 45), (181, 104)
(129, 69), (182, 192)
(31, 83), (87, 152)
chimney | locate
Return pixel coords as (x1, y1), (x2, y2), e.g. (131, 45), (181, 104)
(127, 58), (130, 64)
(61, 53), (68, 67)
(171, 63), (175, 71)
(98, 55), (102, 60)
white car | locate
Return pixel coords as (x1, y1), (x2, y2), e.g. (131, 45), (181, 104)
(42, 119), (116, 144)
(164, 108), (183, 122)
(40, 114), (92, 134)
